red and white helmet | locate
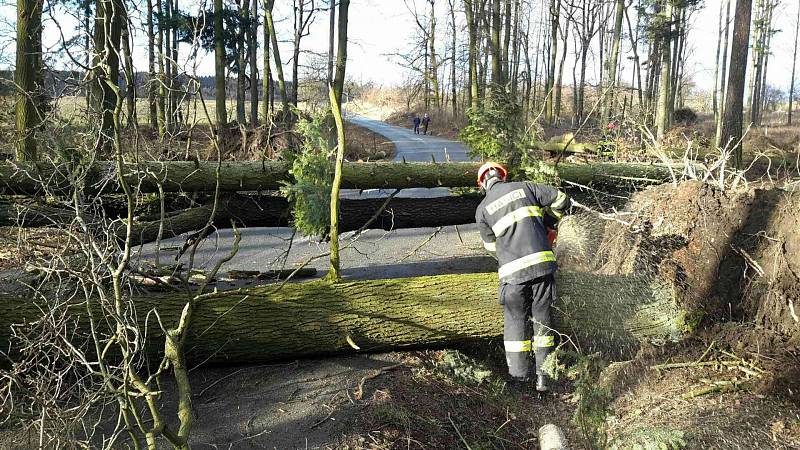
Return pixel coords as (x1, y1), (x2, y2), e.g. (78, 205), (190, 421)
(477, 161), (508, 187)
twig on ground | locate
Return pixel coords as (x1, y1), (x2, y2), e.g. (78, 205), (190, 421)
(448, 413), (473, 450)
(353, 363), (405, 401)
(399, 227), (443, 261)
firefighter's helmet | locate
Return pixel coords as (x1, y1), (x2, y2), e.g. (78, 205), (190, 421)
(477, 162), (508, 187)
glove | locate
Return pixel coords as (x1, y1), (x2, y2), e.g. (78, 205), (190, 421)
(547, 228), (558, 246)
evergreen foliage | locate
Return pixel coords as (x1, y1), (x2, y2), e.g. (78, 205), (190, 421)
(460, 85), (526, 168)
(280, 113), (333, 237)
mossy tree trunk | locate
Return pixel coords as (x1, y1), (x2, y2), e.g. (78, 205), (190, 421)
(0, 161), (678, 196)
(0, 271), (686, 364)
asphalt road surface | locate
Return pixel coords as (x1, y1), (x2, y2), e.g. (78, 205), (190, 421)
(136, 114), (490, 279)
(347, 114), (474, 163)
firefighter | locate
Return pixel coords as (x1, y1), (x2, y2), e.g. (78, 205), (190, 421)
(474, 161), (572, 393)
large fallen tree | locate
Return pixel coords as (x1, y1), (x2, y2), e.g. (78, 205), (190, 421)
(0, 182), (754, 364)
(0, 270), (682, 365)
(0, 161), (679, 195)
(1, 195), (482, 244)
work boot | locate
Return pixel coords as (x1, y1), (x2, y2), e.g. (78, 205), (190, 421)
(536, 372), (550, 393)
(507, 376), (531, 393)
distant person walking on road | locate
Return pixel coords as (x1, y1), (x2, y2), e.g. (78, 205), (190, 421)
(421, 113), (431, 135)
(412, 114), (421, 134)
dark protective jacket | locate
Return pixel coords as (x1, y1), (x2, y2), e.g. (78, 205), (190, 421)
(475, 180), (570, 284)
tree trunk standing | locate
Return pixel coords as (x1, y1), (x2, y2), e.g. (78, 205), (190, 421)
(757, 2), (775, 121)
(545, 0), (558, 123)
(237, 0), (249, 125)
(15, 0), (43, 161)
(262, 0), (272, 121)
(655, 0), (673, 141)
(464, 0), (479, 110)
(510, 0), (521, 97)
(668, 7), (686, 118)
(291, 0), (302, 106)
(554, 20), (569, 121)
(748, 0), (765, 126)
(146, 0), (158, 129)
(265, 0), (290, 114)
(327, 0), (349, 281)
(332, 0), (349, 106)
(156, 0), (167, 136)
(577, 39), (589, 122)
(789, 2), (799, 125)
(720, 0), (754, 167)
(625, 6), (643, 109)
(171, 0), (180, 127)
(713, 0), (725, 119)
(428, 0), (441, 108)
(165, 0), (174, 133)
(531, 18), (543, 112)
(249, 0), (258, 125)
(214, 0), (228, 127)
(716, 0), (732, 146)
(327, 0), (335, 86)
(121, 16), (136, 128)
(448, 0), (458, 117)
(502, 0), (511, 82)
(91, 0), (123, 156)
(489, 0), (503, 84)
(601, 0), (624, 123)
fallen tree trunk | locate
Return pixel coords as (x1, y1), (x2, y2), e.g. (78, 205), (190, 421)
(2, 195), (482, 245)
(0, 161), (678, 195)
(0, 270), (683, 364)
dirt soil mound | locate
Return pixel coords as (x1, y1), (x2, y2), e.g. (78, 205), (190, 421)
(559, 181), (753, 321)
(715, 187), (800, 346)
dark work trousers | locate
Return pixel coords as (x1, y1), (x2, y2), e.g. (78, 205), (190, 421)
(413, 123), (420, 134)
(500, 274), (556, 379)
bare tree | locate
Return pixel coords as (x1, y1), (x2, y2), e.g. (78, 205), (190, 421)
(292, 0), (317, 106)
(720, 0), (754, 166)
(789, 2), (799, 125)
(214, 0), (228, 126)
(15, 0), (43, 161)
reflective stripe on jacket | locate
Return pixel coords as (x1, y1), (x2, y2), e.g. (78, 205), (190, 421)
(475, 181), (569, 283)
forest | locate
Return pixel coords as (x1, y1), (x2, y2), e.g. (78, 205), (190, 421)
(1, 0), (800, 448)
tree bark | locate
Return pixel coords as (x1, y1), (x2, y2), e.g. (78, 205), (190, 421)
(237, 0), (249, 125)
(265, 0), (289, 114)
(464, 0), (480, 110)
(655, 0), (673, 141)
(0, 270), (688, 364)
(15, 0), (43, 161)
(249, 0), (259, 125)
(90, 0), (123, 156)
(214, 0), (228, 127)
(789, 2), (800, 125)
(0, 161), (679, 196)
(0, 194), (484, 240)
(428, 0), (441, 108)
(601, 0), (625, 123)
(720, 0), (754, 167)
(262, 0), (272, 121)
(545, 0), (559, 123)
(332, 0), (349, 106)
(146, 0), (158, 130)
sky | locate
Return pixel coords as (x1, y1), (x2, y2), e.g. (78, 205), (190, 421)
(1, 0), (798, 95)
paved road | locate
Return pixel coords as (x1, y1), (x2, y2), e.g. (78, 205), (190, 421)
(345, 114), (477, 199)
(135, 113), (489, 278)
(347, 114), (474, 163)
